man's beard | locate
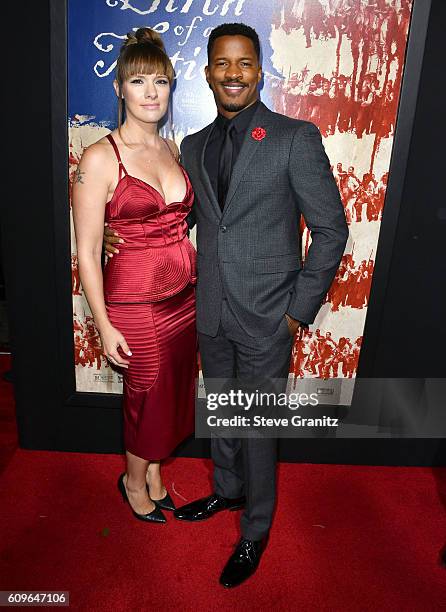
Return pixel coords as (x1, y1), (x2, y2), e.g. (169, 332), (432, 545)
(220, 101), (249, 113)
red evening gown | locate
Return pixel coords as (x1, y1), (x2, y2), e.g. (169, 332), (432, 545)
(103, 133), (197, 460)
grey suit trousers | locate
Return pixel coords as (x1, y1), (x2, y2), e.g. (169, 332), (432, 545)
(198, 298), (294, 541)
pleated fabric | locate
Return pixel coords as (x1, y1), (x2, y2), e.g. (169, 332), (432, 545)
(103, 133), (196, 303)
(106, 284), (197, 460)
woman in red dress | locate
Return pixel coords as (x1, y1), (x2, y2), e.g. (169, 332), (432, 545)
(72, 28), (197, 523)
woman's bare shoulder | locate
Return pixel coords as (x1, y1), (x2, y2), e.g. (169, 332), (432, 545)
(164, 137), (180, 161)
(79, 133), (117, 170)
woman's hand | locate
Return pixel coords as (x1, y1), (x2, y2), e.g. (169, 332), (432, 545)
(99, 323), (132, 368)
(104, 223), (123, 257)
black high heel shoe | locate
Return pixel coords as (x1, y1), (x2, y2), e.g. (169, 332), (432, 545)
(117, 473), (166, 523)
(147, 486), (176, 512)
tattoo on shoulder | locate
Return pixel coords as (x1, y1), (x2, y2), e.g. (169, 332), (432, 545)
(74, 167), (85, 184)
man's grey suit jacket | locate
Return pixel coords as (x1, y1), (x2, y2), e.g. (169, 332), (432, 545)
(180, 101), (349, 338)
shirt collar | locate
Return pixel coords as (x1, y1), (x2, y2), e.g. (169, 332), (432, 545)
(216, 99), (261, 134)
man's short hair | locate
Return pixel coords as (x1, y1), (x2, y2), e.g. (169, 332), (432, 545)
(207, 23), (261, 62)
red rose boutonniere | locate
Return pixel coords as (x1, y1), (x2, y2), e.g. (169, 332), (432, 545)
(251, 126), (266, 141)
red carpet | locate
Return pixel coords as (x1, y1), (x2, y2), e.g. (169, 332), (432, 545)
(1, 357), (445, 610)
(0, 354), (17, 473)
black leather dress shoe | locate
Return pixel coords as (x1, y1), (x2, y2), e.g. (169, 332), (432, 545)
(173, 493), (245, 521)
(117, 473), (166, 523)
(148, 487), (176, 512)
(219, 537), (265, 588)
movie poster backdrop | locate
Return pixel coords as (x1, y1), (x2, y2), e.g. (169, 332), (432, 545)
(69, 0), (413, 400)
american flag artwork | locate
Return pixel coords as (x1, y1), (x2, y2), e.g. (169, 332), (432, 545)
(68, 0), (413, 397)
(266, 0), (412, 385)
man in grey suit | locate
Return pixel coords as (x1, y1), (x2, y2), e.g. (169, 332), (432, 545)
(175, 23), (348, 587)
(105, 23), (348, 588)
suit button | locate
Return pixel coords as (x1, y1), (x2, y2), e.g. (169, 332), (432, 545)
(220, 225), (227, 232)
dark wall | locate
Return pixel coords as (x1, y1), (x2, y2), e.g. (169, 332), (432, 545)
(360, 0), (445, 378)
(2, 0), (445, 466)
(2, 0), (61, 446)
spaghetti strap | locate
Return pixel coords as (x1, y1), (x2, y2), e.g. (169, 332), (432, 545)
(106, 133), (128, 180)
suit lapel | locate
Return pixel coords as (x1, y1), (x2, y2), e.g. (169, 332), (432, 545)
(197, 120), (222, 219)
(222, 102), (270, 218)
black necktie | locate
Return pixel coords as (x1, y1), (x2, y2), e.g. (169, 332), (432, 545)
(217, 122), (235, 211)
